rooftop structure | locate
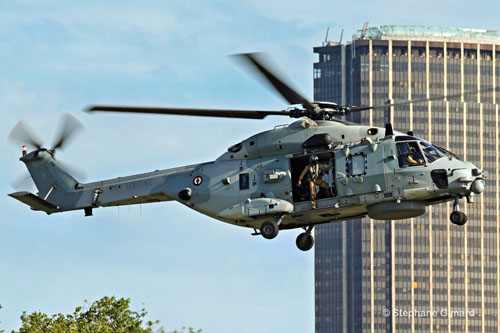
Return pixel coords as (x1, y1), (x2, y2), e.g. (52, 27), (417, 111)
(354, 25), (500, 44)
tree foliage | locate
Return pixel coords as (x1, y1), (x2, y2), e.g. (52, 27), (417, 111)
(1, 304), (4, 333)
(10, 296), (200, 333)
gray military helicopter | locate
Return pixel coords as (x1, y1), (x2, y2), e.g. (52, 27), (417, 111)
(8, 53), (487, 251)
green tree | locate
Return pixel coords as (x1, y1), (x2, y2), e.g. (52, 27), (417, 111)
(171, 328), (202, 333)
(12, 296), (200, 333)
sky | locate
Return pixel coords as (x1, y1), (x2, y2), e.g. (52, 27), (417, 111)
(1, 1), (500, 332)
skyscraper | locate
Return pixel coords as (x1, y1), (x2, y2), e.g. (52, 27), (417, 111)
(313, 25), (500, 332)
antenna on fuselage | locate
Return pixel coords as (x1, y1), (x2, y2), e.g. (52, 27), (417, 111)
(385, 123), (394, 137)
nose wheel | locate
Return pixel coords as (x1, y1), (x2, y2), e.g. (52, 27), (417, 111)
(450, 211), (467, 225)
(450, 196), (467, 226)
(296, 225), (315, 251)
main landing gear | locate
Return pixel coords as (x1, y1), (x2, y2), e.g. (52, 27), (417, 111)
(259, 214), (286, 240)
(450, 196), (467, 226)
(260, 220), (279, 239)
(256, 219), (315, 251)
(296, 225), (315, 251)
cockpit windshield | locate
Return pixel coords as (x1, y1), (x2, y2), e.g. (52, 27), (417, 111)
(396, 136), (458, 167)
(419, 141), (446, 163)
(433, 144), (459, 160)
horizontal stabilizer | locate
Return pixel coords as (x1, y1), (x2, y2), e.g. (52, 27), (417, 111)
(8, 191), (60, 214)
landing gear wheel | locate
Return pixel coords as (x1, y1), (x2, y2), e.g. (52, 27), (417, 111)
(450, 211), (467, 226)
(261, 221), (279, 239)
(296, 232), (315, 251)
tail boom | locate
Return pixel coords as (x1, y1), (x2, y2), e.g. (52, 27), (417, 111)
(10, 148), (202, 215)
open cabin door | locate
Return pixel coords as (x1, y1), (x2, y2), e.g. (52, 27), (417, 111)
(289, 151), (336, 203)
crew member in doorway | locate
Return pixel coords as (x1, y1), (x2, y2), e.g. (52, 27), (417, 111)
(297, 155), (331, 209)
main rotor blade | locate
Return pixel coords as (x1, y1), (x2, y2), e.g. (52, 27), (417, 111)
(51, 113), (84, 151)
(86, 106), (290, 119)
(8, 120), (43, 150)
(232, 53), (316, 110)
(351, 86), (500, 112)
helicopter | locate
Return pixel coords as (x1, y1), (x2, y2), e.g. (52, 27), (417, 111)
(8, 53), (487, 251)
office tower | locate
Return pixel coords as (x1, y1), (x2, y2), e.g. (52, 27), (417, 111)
(314, 25), (500, 332)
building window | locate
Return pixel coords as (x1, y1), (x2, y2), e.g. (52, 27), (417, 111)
(314, 68), (322, 79)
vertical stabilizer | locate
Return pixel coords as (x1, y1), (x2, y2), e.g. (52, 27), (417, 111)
(20, 149), (78, 205)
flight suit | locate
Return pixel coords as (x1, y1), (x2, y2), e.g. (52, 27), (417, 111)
(297, 163), (331, 209)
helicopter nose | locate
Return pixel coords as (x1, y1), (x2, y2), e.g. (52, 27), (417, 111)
(468, 167), (486, 194)
(471, 178), (485, 194)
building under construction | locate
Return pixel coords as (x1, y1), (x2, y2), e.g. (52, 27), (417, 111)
(313, 25), (500, 332)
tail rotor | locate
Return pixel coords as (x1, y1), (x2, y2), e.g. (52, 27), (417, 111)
(7, 113), (86, 190)
(8, 113), (83, 156)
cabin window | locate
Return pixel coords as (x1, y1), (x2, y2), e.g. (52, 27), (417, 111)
(346, 153), (366, 176)
(239, 173), (249, 190)
(397, 142), (425, 167)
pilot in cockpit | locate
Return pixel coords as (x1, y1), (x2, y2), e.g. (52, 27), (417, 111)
(398, 142), (425, 167)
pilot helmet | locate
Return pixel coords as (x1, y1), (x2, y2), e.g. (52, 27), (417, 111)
(309, 155), (319, 164)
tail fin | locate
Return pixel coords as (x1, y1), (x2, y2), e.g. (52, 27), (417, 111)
(10, 149), (79, 213)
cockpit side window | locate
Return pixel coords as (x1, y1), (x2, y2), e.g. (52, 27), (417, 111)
(397, 142), (425, 168)
(420, 142), (446, 163)
(228, 142), (243, 153)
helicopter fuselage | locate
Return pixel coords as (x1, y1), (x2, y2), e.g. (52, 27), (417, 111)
(165, 119), (485, 230)
(10, 119), (485, 236)
(8, 51), (489, 251)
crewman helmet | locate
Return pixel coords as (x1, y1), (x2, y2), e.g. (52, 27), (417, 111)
(309, 155), (319, 164)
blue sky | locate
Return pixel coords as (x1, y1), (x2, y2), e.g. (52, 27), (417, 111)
(1, 1), (500, 332)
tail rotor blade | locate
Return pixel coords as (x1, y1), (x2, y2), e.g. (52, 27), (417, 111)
(58, 159), (87, 183)
(51, 113), (84, 151)
(7, 120), (43, 150)
(10, 173), (35, 191)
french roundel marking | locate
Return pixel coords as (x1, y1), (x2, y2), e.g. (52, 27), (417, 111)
(193, 176), (203, 186)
